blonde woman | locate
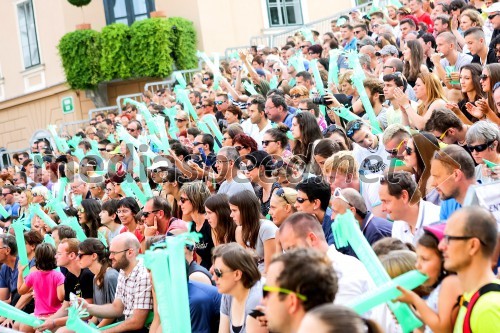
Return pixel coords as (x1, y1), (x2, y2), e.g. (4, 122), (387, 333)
(394, 73), (447, 130)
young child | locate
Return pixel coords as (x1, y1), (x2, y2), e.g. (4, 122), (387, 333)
(17, 243), (65, 332)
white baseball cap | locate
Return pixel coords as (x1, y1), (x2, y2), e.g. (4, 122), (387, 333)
(485, 3), (500, 13)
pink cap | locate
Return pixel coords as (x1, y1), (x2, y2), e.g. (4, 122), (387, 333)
(423, 223), (446, 242)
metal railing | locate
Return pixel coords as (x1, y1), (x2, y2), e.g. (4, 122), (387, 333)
(116, 93), (143, 111)
(58, 119), (91, 136)
(249, 2), (372, 48)
(224, 46), (252, 60)
(144, 79), (175, 94)
(88, 106), (119, 120)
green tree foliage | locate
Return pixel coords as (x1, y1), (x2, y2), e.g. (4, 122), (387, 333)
(58, 29), (101, 90)
(58, 17), (197, 90)
(67, 0), (91, 7)
(99, 23), (132, 81)
(166, 17), (198, 70)
(129, 18), (174, 78)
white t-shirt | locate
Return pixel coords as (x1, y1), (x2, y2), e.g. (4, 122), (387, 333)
(353, 135), (390, 176)
(391, 200), (441, 245)
(327, 246), (374, 306)
(245, 121), (273, 150)
(359, 175), (382, 211)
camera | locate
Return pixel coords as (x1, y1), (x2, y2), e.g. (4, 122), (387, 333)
(312, 96), (332, 106)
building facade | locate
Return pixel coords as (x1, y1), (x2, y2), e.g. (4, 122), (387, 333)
(0, 0), (354, 151)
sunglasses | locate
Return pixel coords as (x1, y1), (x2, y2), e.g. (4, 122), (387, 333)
(386, 139), (406, 157)
(262, 140), (276, 146)
(244, 164), (256, 172)
(175, 118), (187, 122)
(480, 74), (489, 81)
(346, 121), (363, 138)
(142, 210), (160, 218)
(275, 188), (290, 204)
(234, 146), (245, 151)
(195, 105), (202, 109)
(179, 196), (190, 203)
(193, 141), (203, 146)
(214, 101), (224, 105)
(404, 146), (414, 155)
(322, 124), (342, 137)
(213, 268), (232, 278)
(106, 149), (113, 152)
(263, 285), (307, 301)
(489, 13), (499, 20)
(273, 68), (281, 72)
(332, 188), (367, 218)
(467, 140), (494, 153)
(202, 77), (210, 81)
(98, 148), (107, 151)
(77, 253), (91, 259)
(295, 197), (310, 204)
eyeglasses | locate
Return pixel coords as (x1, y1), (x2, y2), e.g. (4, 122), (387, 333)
(467, 140), (495, 153)
(404, 145), (414, 155)
(262, 140), (276, 146)
(435, 128), (451, 141)
(234, 145), (245, 151)
(489, 13), (499, 20)
(480, 74), (489, 81)
(179, 196), (190, 203)
(202, 77), (210, 81)
(214, 268), (233, 278)
(443, 234), (485, 245)
(290, 94), (304, 99)
(386, 139), (406, 157)
(108, 249), (130, 256)
(142, 210), (161, 218)
(295, 197), (310, 204)
(77, 253), (91, 259)
(263, 285), (307, 301)
(275, 188), (290, 204)
(214, 101), (224, 105)
(346, 120), (363, 138)
(116, 209), (131, 214)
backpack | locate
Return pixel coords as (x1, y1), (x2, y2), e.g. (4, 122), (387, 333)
(460, 283), (500, 333)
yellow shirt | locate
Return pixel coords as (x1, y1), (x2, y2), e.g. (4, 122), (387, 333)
(454, 280), (500, 333)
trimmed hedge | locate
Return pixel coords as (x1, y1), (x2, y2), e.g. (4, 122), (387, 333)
(57, 17), (198, 90)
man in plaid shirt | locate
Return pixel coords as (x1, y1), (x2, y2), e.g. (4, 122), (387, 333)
(80, 232), (153, 333)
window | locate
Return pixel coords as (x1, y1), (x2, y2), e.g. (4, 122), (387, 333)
(104, 0), (155, 26)
(267, 0), (303, 27)
(17, 0), (40, 69)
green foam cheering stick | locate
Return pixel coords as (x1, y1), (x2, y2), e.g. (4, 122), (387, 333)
(153, 116), (171, 152)
(300, 28), (315, 44)
(243, 81), (259, 96)
(61, 216), (87, 242)
(66, 294), (100, 333)
(483, 158), (498, 169)
(124, 98), (159, 136)
(125, 174), (148, 206)
(48, 125), (70, 153)
(349, 270), (428, 314)
(328, 50), (342, 86)
(349, 72), (383, 135)
(57, 177), (68, 202)
(0, 204), (10, 219)
(334, 106), (363, 123)
(332, 210), (423, 332)
(269, 75), (278, 90)
(177, 88), (199, 122)
(0, 300), (43, 328)
(44, 233), (56, 247)
(30, 204), (57, 229)
(12, 218), (30, 277)
(174, 72), (187, 89)
(144, 232), (201, 333)
(310, 59), (326, 96)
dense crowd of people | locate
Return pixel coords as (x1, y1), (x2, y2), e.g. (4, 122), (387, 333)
(0, 0), (500, 332)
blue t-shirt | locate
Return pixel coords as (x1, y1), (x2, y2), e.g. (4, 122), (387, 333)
(322, 208), (334, 246)
(439, 199), (462, 221)
(189, 281), (221, 333)
(2, 203), (20, 220)
(0, 257), (19, 295)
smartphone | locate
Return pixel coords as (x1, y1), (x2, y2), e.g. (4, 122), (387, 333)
(199, 147), (208, 164)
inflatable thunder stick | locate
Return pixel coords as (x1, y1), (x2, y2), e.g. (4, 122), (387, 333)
(332, 210), (423, 332)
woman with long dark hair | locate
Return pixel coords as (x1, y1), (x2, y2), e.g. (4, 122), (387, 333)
(229, 190), (277, 274)
(402, 40), (428, 87)
(291, 112), (323, 173)
(204, 193), (237, 246)
(262, 125), (292, 161)
(78, 199), (106, 238)
(159, 167), (189, 220)
(446, 63), (484, 124)
(402, 132), (441, 204)
(78, 238), (119, 328)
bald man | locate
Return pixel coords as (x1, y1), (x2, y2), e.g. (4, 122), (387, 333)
(80, 233), (153, 332)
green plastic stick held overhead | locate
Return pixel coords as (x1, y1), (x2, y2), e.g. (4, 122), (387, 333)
(328, 50), (342, 86)
(30, 204), (57, 229)
(334, 106), (363, 123)
(331, 210), (423, 333)
(48, 125), (70, 153)
(310, 59), (326, 96)
(177, 88), (199, 121)
(45, 197), (68, 221)
(269, 75), (278, 90)
(349, 270), (428, 314)
(153, 116), (171, 152)
(300, 28), (315, 44)
(61, 216), (87, 242)
(12, 219), (30, 277)
(174, 72), (187, 89)
(125, 174), (149, 206)
(44, 233), (56, 247)
(57, 177), (68, 202)
(349, 72), (383, 135)
(243, 81), (259, 96)
(124, 98), (159, 136)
